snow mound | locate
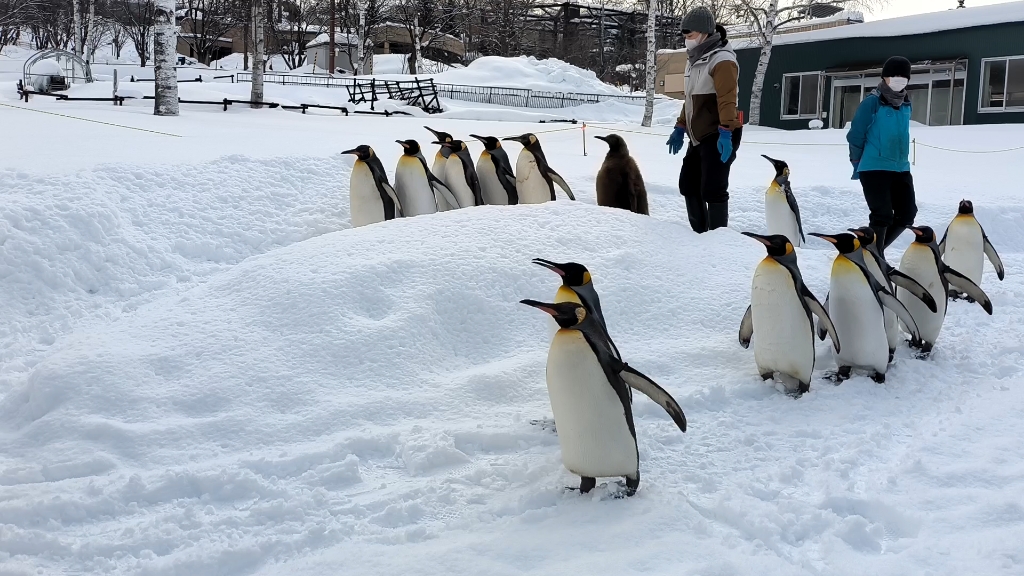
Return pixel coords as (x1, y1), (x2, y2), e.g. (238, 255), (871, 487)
(434, 56), (625, 96)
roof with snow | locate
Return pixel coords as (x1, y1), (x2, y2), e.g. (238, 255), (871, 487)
(306, 32), (359, 48)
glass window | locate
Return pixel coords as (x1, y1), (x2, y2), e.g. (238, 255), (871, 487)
(832, 85), (862, 129)
(1007, 59), (1024, 107)
(907, 83), (929, 125)
(982, 59), (1007, 109)
(782, 73), (820, 118)
(930, 79), (965, 126)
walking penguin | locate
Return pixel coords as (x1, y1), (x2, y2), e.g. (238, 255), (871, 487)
(424, 126), (458, 210)
(761, 155), (805, 247)
(343, 145), (403, 228)
(520, 299), (687, 496)
(440, 140), (483, 208)
(532, 258), (619, 358)
(595, 134), (649, 215)
(394, 139), (460, 216)
(939, 199), (1004, 298)
(503, 133), (576, 204)
(739, 233), (838, 395)
(469, 134), (518, 205)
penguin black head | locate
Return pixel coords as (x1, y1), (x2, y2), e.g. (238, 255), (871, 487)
(442, 139), (468, 153)
(424, 126), (452, 144)
(847, 226), (876, 247)
(761, 155), (790, 183)
(910, 226), (936, 244)
(595, 134), (628, 154)
(469, 134), (501, 151)
(809, 232), (861, 254)
(342, 145), (374, 161)
(396, 139), (422, 156)
(742, 232), (794, 258)
(958, 199), (974, 215)
(520, 299), (587, 329)
(532, 258), (592, 287)
(503, 133), (538, 147)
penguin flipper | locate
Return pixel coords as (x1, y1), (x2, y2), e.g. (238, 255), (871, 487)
(381, 181), (403, 218)
(617, 363), (686, 433)
(982, 233), (1005, 281)
(888, 268), (938, 313)
(784, 183), (805, 242)
(877, 289), (922, 341)
(938, 226), (948, 255)
(815, 293), (830, 341)
(417, 152), (461, 209)
(943, 266), (994, 314)
(547, 169), (576, 201)
(802, 286), (840, 353)
(738, 305), (753, 349)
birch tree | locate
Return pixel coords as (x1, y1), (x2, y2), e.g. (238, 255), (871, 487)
(152, 0), (178, 115)
(111, 0), (154, 65)
(250, 0), (265, 107)
(82, 0), (96, 62)
(731, 0), (886, 126)
(641, 0), (656, 127)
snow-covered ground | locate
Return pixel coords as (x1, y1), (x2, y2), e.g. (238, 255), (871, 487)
(1, 60), (1024, 575)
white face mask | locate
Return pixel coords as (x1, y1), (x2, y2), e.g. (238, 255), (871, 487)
(887, 77), (909, 92)
(685, 35), (705, 50)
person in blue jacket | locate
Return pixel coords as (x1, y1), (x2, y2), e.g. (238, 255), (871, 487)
(847, 56), (916, 259)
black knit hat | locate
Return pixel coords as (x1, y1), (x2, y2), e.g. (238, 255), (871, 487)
(681, 7), (716, 35)
(882, 56), (912, 79)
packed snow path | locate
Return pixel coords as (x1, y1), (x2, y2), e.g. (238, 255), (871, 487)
(0, 106), (1022, 575)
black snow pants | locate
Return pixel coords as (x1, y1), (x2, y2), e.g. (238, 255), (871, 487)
(859, 170), (917, 253)
(679, 127), (743, 233)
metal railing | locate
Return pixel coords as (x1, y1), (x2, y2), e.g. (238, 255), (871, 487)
(235, 71), (649, 109)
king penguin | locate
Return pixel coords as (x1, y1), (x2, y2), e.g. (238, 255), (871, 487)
(897, 226), (993, 354)
(939, 199), (1005, 298)
(394, 139), (460, 216)
(439, 139), (483, 208)
(761, 155), (805, 247)
(809, 232), (921, 382)
(424, 126), (457, 211)
(503, 133), (576, 204)
(532, 258), (619, 359)
(520, 299), (687, 496)
(469, 134), (518, 205)
(343, 145), (403, 228)
(738, 233), (838, 395)
(595, 134), (649, 215)
(845, 226), (937, 362)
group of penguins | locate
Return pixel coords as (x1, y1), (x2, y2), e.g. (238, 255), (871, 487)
(340, 131), (1006, 497)
(342, 126), (651, 227)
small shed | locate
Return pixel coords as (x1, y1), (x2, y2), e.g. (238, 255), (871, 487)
(305, 32), (359, 73)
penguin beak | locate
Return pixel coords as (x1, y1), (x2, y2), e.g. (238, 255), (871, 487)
(808, 233), (838, 244)
(469, 134), (487, 142)
(502, 135), (525, 143)
(594, 135), (609, 142)
(910, 226), (924, 237)
(531, 258), (566, 276)
(396, 140), (410, 148)
(519, 299), (558, 316)
(740, 231), (772, 247)
(341, 148), (358, 155)
(424, 126), (441, 138)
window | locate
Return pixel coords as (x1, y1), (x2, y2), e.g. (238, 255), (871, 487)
(980, 56), (1024, 111)
(781, 72), (821, 119)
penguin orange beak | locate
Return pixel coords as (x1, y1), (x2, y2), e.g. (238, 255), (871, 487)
(910, 226), (924, 237)
(531, 258), (565, 276)
(341, 148), (358, 155)
(396, 140), (410, 148)
(519, 299), (558, 316)
(808, 233), (838, 244)
(740, 231), (773, 247)
(502, 135), (526, 143)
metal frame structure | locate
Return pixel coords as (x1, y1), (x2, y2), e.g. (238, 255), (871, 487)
(23, 49), (94, 90)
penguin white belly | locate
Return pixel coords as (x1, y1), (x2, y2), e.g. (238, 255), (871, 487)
(750, 260), (814, 386)
(898, 246), (947, 345)
(861, 254), (899, 353)
(516, 152), (551, 204)
(431, 154), (452, 211)
(546, 330), (638, 478)
(477, 155), (508, 205)
(394, 159), (438, 217)
(943, 219), (984, 286)
(349, 162), (385, 228)
(765, 191), (801, 247)
(444, 156), (477, 209)
(829, 258), (888, 374)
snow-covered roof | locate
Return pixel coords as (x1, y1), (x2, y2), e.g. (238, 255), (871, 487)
(727, 10), (863, 39)
(762, 1), (1024, 47)
(306, 32), (359, 48)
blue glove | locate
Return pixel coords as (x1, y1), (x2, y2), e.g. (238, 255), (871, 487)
(851, 160), (860, 181)
(666, 125), (686, 155)
(717, 126), (733, 164)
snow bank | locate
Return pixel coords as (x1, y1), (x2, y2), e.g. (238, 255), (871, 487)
(433, 56), (625, 96)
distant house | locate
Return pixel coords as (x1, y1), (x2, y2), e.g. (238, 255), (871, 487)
(733, 2), (1024, 129)
(304, 32), (359, 73)
(304, 25), (467, 73)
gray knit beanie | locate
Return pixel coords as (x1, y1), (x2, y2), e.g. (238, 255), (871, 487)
(681, 6), (716, 35)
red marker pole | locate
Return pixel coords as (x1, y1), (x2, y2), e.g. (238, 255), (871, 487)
(582, 122), (587, 156)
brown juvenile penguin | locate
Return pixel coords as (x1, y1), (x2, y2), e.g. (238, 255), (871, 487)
(595, 134), (649, 215)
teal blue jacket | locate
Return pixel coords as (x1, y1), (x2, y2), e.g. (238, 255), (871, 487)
(847, 92), (912, 173)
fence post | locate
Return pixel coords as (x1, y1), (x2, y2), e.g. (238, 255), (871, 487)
(371, 78), (376, 111)
(582, 123), (587, 156)
(912, 138), (916, 166)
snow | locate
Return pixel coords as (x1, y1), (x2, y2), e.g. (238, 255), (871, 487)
(433, 56), (627, 95)
(2, 50), (1024, 575)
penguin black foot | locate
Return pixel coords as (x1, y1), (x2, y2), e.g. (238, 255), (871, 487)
(760, 372), (774, 381)
(872, 371), (886, 384)
(948, 288), (962, 300)
(832, 366), (852, 383)
(888, 349), (896, 363)
(578, 476), (596, 494)
(624, 473), (639, 497)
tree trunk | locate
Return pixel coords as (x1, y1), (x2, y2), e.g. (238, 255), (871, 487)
(251, 0), (265, 108)
(328, 0), (336, 74)
(641, 0), (656, 127)
(747, 0), (779, 127)
(243, 11), (250, 70)
(153, 0), (179, 116)
(355, 4), (365, 75)
(73, 0), (82, 55)
(83, 0), (96, 63)
(412, 16), (422, 75)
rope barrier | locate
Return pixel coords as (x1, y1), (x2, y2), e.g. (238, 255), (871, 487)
(0, 102), (182, 137)
(915, 141), (1024, 154)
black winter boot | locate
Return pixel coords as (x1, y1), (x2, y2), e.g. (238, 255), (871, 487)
(684, 196), (708, 233)
(708, 202), (729, 230)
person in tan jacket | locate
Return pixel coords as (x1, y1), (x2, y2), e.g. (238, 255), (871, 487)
(666, 7), (743, 233)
